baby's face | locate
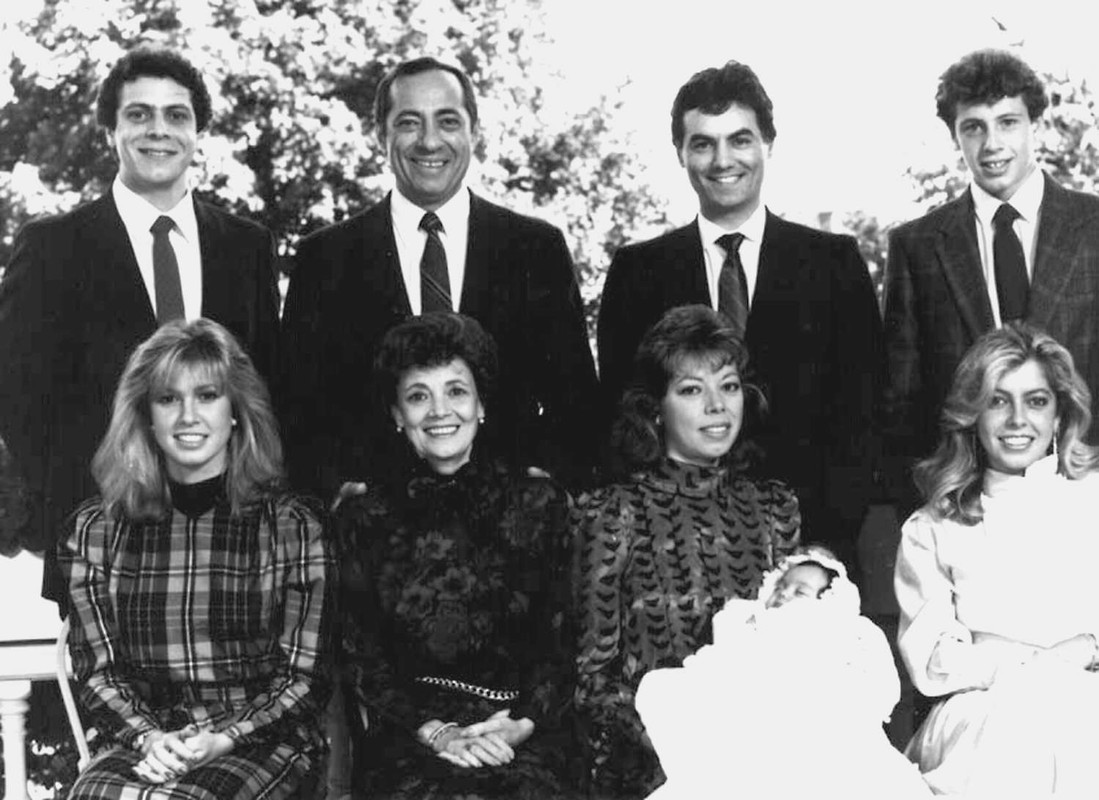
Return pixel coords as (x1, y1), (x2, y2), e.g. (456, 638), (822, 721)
(765, 563), (831, 609)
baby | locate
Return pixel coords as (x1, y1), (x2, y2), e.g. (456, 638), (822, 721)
(636, 547), (931, 799)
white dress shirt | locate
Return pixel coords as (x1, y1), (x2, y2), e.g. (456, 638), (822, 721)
(971, 166), (1045, 326)
(112, 176), (202, 320)
(697, 202), (768, 310)
(391, 187), (471, 314)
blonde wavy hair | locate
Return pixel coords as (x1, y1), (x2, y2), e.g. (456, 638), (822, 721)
(91, 318), (283, 519)
(915, 322), (1099, 524)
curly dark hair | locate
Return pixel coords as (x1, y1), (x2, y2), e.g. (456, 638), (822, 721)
(935, 49), (1048, 133)
(671, 60), (776, 149)
(374, 313), (499, 413)
(610, 305), (766, 475)
(96, 46), (212, 132)
(372, 56), (479, 140)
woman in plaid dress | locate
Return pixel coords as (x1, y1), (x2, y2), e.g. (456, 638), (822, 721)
(58, 318), (332, 800)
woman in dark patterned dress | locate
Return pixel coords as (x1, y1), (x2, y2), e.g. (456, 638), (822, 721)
(574, 305), (801, 798)
(337, 312), (575, 799)
(58, 319), (331, 800)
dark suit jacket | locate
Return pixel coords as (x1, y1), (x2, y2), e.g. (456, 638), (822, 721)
(597, 213), (884, 557)
(883, 173), (1099, 471)
(0, 192), (280, 572)
(279, 191), (599, 496)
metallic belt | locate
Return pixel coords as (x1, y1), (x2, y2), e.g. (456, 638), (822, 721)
(414, 676), (519, 702)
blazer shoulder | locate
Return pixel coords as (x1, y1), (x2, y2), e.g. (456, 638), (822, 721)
(890, 194), (969, 240)
(767, 214), (857, 251)
(14, 195), (112, 240)
(471, 194), (564, 240)
(296, 203), (383, 251)
(195, 198), (271, 239)
(608, 224), (698, 273)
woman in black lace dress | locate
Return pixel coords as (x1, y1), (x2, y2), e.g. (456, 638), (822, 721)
(573, 305), (802, 798)
(336, 312), (575, 799)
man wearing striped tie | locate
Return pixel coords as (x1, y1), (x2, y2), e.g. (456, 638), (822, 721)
(0, 46), (280, 610)
(282, 57), (599, 498)
(597, 60), (882, 576)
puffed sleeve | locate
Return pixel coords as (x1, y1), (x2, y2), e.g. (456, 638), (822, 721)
(895, 510), (1006, 697)
(215, 496), (332, 745)
(59, 502), (162, 747)
(571, 486), (659, 794)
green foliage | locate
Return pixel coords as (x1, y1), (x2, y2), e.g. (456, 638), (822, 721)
(0, 0), (668, 332)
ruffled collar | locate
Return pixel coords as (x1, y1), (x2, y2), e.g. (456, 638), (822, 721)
(982, 453), (1060, 499)
(405, 454), (500, 500)
(169, 473), (225, 516)
(639, 457), (729, 498)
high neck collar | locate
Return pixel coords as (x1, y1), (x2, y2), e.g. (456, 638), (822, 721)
(641, 457), (729, 497)
(982, 454), (1060, 498)
(169, 474), (225, 516)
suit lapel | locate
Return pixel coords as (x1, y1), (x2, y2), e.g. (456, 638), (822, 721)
(934, 191), (994, 338)
(371, 195), (412, 317)
(462, 193), (495, 315)
(195, 199), (233, 321)
(1030, 174), (1085, 329)
(92, 193), (156, 327)
(680, 222), (710, 304)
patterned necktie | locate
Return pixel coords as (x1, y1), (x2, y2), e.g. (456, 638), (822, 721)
(992, 203), (1028, 322)
(419, 211), (452, 313)
(150, 215), (184, 323)
(716, 232), (748, 337)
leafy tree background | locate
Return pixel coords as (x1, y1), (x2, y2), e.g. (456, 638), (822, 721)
(0, 0), (669, 339)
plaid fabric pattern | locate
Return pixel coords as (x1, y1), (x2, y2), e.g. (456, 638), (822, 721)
(58, 494), (331, 799)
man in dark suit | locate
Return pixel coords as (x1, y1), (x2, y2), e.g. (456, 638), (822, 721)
(883, 49), (1099, 489)
(280, 57), (598, 497)
(598, 61), (883, 570)
(0, 48), (279, 603)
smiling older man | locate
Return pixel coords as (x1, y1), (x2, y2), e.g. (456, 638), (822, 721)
(597, 60), (883, 574)
(280, 57), (598, 497)
(0, 46), (279, 610)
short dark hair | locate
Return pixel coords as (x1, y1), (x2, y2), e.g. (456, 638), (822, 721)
(671, 60), (776, 149)
(374, 312), (498, 412)
(372, 57), (479, 140)
(935, 49), (1048, 133)
(610, 304), (766, 474)
(96, 47), (212, 132)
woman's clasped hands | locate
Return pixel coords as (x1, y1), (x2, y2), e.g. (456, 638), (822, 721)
(131, 725), (235, 784)
(424, 710), (535, 769)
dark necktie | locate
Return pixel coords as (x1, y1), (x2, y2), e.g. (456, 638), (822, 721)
(716, 232), (748, 337)
(419, 211), (452, 313)
(150, 215), (184, 323)
(992, 203), (1028, 323)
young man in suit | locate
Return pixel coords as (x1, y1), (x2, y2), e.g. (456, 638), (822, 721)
(280, 57), (599, 497)
(597, 61), (883, 572)
(883, 50), (1099, 491)
(0, 47), (279, 605)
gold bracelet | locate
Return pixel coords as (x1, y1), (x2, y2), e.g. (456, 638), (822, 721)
(426, 721), (458, 750)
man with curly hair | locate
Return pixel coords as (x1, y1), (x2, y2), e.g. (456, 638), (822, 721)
(0, 46), (279, 607)
(883, 49), (1099, 501)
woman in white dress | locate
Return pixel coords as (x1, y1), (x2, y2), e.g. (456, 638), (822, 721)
(636, 547), (930, 799)
(896, 322), (1099, 795)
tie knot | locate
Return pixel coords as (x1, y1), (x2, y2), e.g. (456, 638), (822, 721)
(993, 203), (1021, 228)
(151, 215), (175, 236)
(716, 232), (745, 255)
(420, 211), (444, 235)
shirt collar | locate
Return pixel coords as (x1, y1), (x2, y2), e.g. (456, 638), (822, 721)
(390, 185), (471, 236)
(982, 453), (1059, 497)
(111, 176), (199, 242)
(696, 201), (768, 247)
(971, 165), (1045, 225)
